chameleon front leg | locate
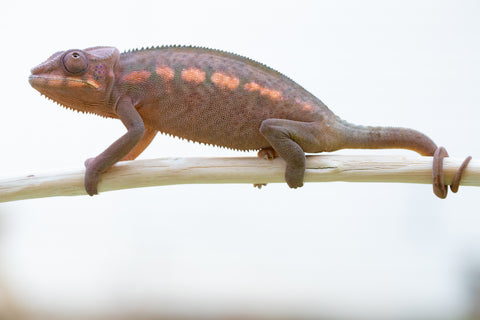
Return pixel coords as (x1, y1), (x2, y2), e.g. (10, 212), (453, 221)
(84, 96), (145, 196)
(120, 127), (157, 161)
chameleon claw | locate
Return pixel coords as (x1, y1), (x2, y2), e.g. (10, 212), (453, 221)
(432, 147), (472, 199)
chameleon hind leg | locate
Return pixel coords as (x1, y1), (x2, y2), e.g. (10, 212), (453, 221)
(260, 119), (324, 188)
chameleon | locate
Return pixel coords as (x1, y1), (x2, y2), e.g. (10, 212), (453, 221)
(28, 46), (471, 198)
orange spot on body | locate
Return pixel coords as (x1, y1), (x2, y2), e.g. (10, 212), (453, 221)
(122, 70), (152, 83)
(244, 81), (282, 100)
(301, 103), (314, 111)
(181, 68), (206, 84)
(244, 81), (260, 92)
(156, 65), (174, 81)
(211, 72), (240, 90)
(260, 87), (282, 100)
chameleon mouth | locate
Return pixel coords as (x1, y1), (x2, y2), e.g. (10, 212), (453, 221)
(28, 75), (99, 89)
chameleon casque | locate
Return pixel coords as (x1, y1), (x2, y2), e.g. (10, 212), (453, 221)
(29, 46), (471, 198)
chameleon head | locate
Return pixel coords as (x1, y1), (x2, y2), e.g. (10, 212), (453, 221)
(29, 46), (120, 117)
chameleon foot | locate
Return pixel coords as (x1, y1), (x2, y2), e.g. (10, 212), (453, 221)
(257, 147), (278, 160)
(432, 147), (471, 199)
(285, 164), (305, 189)
(254, 147), (279, 188)
(84, 157), (101, 196)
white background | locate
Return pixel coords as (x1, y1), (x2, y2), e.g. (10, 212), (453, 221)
(0, 0), (479, 319)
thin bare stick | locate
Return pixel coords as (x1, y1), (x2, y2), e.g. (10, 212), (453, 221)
(0, 155), (477, 203)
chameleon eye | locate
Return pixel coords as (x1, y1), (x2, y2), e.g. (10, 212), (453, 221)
(62, 50), (88, 74)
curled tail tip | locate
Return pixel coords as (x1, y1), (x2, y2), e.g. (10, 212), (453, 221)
(432, 146), (472, 199)
(450, 155), (472, 193)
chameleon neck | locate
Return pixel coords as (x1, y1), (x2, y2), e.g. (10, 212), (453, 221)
(335, 117), (438, 156)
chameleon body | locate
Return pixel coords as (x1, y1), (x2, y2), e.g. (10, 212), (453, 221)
(29, 46), (469, 198)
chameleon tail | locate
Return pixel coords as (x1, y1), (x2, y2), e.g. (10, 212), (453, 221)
(334, 117), (437, 156)
(333, 116), (471, 198)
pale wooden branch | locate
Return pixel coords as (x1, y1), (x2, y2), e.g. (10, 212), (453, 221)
(0, 155), (478, 203)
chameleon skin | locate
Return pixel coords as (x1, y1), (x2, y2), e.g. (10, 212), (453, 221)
(29, 46), (468, 197)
